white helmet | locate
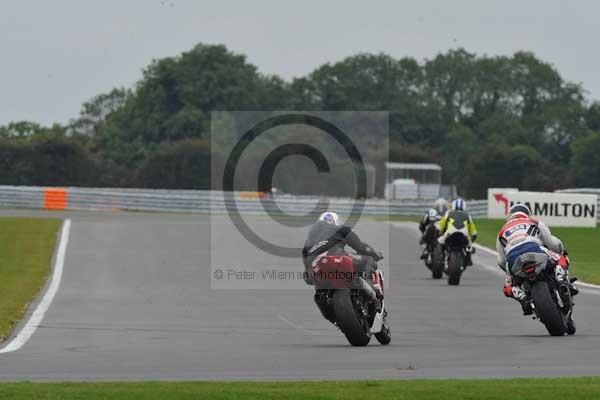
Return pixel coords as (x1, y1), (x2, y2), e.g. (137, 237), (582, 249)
(318, 211), (341, 226)
(428, 208), (439, 219)
(433, 198), (448, 215)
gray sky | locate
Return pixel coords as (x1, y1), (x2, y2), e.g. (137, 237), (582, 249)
(1, 0), (598, 125)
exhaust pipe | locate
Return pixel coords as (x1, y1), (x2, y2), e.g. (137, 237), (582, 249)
(355, 277), (378, 301)
(559, 285), (570, 297)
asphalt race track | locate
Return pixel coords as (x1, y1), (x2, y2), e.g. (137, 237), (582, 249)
(1, 210), (600, 381)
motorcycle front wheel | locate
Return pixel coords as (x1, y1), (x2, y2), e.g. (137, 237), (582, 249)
(447, 251), (463, 286)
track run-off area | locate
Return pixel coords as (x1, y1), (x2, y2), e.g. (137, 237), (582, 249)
(1, 210), (600, 381)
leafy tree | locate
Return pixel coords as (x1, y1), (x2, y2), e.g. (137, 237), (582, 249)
(585, 102), (600, 132)
(570, 131), (600, 187)
(0, 137), (97, 186)
(96, 44), (289, 165)
(0, 44), (596, 195)
(464, 144), (550, 198)
(70, 88), (130, 137)
(0, 121), (43, 138)
(136, 139), (210, 189)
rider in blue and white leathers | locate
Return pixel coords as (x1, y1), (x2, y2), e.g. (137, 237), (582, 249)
(496, 203), (571, 314)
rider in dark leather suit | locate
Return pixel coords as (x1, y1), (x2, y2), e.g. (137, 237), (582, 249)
(302, 211), (382, 285)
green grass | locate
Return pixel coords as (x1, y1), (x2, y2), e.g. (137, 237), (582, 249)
(474, 218), (600, 284)
(371, 215), (421, 223)
(473, 219), (506, 250)
(0, 378), (599, 399)
(0, 218), (61, 342)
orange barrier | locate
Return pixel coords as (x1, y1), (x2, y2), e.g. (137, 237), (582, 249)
(238, 191), (266, 200)
(43, 188), (67, 211)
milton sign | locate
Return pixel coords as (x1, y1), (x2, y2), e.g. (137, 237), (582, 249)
(487, 188), (597, 227)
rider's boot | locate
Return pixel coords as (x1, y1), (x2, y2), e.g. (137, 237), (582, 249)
(512, 286), (533, 315)
(555, 264), (568, 284)
(555, 260), (579, 296)
(372, 271), (385, 311)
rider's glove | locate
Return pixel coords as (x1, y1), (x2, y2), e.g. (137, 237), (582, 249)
(375, 251), (384, 261)
(471, 234), (478, 242)
(364, 245), (383, 261)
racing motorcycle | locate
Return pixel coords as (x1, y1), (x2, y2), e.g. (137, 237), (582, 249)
(511, 251), (577, 336)
(439, 229), (475, 286)
(312, 254), (390, 346)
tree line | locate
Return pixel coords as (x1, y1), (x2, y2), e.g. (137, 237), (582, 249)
(2, 43), (600, 198)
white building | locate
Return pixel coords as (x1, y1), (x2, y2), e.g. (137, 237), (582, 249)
(384, 162), (455, 200)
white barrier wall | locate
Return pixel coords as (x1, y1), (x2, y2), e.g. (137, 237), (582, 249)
(488, 189), (597, 227)
(0, 185), (489, 217)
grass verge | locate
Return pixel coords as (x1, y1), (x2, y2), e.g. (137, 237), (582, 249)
(372, 215), (421, 223)
(475, 219), (600, 284)
(0, 218), (61, 342)
(0, 378), (599, 399)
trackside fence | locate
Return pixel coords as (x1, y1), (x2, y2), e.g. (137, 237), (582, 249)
(0, 185), (488, 218)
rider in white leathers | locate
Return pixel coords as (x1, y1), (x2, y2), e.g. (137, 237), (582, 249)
(496, 203), (572, 314)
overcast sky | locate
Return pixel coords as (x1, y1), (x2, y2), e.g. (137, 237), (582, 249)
(1, 0), (598, 125)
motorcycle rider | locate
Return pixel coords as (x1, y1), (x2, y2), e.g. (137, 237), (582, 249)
(302, 212), (384, 323)
(302, 211), (383, 285)
(419, 198), (449, 259)
(497, 203), (576, 315)
(437, 198), (478, 265)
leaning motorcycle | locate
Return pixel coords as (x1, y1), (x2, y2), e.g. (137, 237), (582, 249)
(312, 254), (390, 346)
(440, 228), (475, 286)
(511, 252), (577, 336)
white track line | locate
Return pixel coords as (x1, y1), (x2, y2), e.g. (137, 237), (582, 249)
(473, 242), (600, 295)
(0, 219), (71, 354)
(472, 243), (504, 277)
(277, 314), (323, 336)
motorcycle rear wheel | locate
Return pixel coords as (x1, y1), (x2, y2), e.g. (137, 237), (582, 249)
(531, 281), (567, 336)
(431, 244), (444, 279)
(447, 251), (463, 286)
(333, 290), (371, 346)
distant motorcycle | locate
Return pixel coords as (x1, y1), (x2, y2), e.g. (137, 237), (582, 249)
(511, 252), (577, 336)
(312, 254), (390, 346)
(440, 230), (475, 286)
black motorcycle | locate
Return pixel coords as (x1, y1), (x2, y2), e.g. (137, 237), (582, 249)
(511, 253), (577, 336)
(441, 230), (475, 286)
